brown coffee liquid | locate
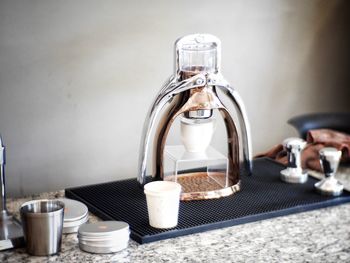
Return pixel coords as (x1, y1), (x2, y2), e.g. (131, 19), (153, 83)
(179, 66), (213, 81)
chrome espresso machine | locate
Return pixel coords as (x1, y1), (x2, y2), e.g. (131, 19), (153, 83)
(64, 33), (350, 245)
(138, 34), (253, 200)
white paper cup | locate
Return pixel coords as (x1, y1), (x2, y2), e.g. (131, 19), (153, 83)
(144, 181), (182, 229)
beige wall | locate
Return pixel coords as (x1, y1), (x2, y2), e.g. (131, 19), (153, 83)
(0, 0), (349, 197)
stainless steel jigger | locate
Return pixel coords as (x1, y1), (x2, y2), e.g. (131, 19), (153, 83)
(315, 147), (343, 196)
(280, 137), (308, 183)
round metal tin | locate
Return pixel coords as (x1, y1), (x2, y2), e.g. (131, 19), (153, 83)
(78, 221), (129, 254)
(63, 214), (89, 234)
(58, 198), (88, 221)
(79, 242), (128, 254)
(58, 198), (89, 233)
(78, 221), (129, 237)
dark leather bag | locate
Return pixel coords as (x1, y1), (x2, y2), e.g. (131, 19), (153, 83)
(288, 112), (350, 139)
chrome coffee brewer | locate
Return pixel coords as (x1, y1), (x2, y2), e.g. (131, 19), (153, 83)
(138, 34), (252, 200)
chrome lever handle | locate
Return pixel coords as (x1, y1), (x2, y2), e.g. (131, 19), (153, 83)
(207, 73), (230, 88)
(209, 73), (253, 176)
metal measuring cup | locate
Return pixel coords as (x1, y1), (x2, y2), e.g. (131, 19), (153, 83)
(20, 199), (64, 256)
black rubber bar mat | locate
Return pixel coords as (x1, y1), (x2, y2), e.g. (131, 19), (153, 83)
(65, 158), (350, 244)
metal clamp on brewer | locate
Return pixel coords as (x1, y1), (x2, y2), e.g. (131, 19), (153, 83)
(138, 34), (253, 201)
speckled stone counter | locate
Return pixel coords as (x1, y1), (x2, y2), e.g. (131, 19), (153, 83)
(1, 186), (350, 262)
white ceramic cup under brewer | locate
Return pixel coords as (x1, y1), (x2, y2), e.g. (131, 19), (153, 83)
(180, 117), (215, 153)
(144, 181), (182, 229)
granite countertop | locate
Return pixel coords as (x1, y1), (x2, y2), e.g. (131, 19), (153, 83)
(1, 183), (350, 262)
